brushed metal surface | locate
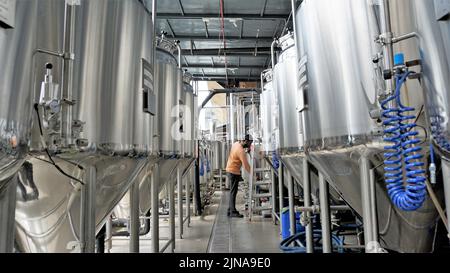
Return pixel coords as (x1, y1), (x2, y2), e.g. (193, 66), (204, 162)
(9, 0), (160, 253)
(15, 156), (156, 253)
(183, 75), (195, 157)
(295, 0), (381, 150)
(273, 34), (303, 153)
(411, 0), (450, 155)
(260, 70), (278, 153)
(155, 48), (183, 156)
(30, 0), (155, 155)
(0, 0), (38, 187)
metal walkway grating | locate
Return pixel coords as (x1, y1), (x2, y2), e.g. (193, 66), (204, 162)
(207, 192), (232, 253)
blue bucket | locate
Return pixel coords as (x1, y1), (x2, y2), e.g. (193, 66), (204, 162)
(281, 208), (305, 240)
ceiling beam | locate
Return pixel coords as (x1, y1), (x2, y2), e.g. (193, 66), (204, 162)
(157, 13), (288, 21)
(260, 0), (268, 17)
(192, 74), (261, 80)
(181, 47), (271, 56)
(175, 36), (273, 43)
(176, 0), (185, 16)
(185, 64), (264, 70)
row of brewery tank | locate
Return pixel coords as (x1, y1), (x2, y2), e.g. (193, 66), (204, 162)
(262, 0), (450, 156)
(0, 0), (197, 252)
(259, 0), (450, 253)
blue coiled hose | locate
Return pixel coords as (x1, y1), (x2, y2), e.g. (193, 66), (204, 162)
(279, 230), (344, 253)
(381, 71), (427, 211)
(430, 115), (450, 152)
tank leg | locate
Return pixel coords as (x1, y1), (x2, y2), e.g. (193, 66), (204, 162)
(318, 173), (331, 253)
(287, 171), (296, 236)
(359, 154), (384, 253)
(80, 167), (96, 253)
(219, 169), (223, 191)
(302, 157), (314, 253)
(442, 159), (450, 241)
(151, 163), (160, 253)
(129, 179), (140, 253)
(278, 164), (284, 234)
(177, 166), (183, 239)
(169, 176), (176, 252)
(271, 168), (277, 224)
(105, 214), (112, 253)
(0, 175), (18, 253)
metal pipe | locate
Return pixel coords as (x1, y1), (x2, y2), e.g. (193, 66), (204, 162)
(151, 163), (160, 253)
(278, 163), (284, 234)
(287, 171), (296, 236)
(176, 42), (182, 68)
(379, 0), (395, 97)
(80, 166), (96, 253)
(160, 239), (175, 253)
(61, 1), (78, 147)
(302, 157), (313, 253)
(152, 0), (158, 69)
(105, 215), (112, 253)
(392, 32), (419, 44)
(369, 168), (379, 245)
(318, 173), (331, 253)
(441, 159), (450, 241)
(169, 177), (176, 252)
(230, 93), (236, 143)
(0, 176), (18, 253)
(219, 168), (223, 191)
(360, 154), (384, 253)
(129, 180), (140, 253)
(360, 155), (373, 250)
(290, 0), (299, 62)
(271, 168), (277, 224)
(271, 39), (278, 69)
(186, 167), (191, 226)
(177, 166), (184, 239)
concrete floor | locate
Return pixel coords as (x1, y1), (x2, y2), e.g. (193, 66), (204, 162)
(110, 189), (282, 253)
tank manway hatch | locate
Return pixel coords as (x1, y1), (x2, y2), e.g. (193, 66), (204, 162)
(0, 0), (15, 28)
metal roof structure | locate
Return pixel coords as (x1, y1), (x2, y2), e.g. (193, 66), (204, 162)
(151, 0), (292, 84)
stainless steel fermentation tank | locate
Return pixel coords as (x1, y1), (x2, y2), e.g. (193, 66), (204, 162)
(0, 1), (38, 252)
(155, 37), (183, 157)
(283, 0), (438, 252)
(410, 0), (450, 157)
(408, 0), (450, 231)
(9, 0), (161, 253)
(114, 53), (198, 226)
(273, 33), (304, 154)
(260, 69), (278, 154)
(0, 0), (37, 191)
(182, 72), (196, 158)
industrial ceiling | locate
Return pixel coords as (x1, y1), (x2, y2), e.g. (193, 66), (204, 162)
(150, 0), (293, 84)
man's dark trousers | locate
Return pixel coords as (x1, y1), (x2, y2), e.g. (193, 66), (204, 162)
(227, 173), (241, 213)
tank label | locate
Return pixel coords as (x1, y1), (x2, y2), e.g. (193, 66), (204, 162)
(0, 0), (15, 29)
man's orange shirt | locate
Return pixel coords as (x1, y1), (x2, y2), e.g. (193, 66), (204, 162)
(226, 142), (251, 175)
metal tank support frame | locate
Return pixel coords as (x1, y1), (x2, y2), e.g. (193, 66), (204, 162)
(129, 178), (140, 253)
(151, 163), (160, 253)
(0, 176), (18, 253)
(442, 159), (450, 241)
(359, 152), (385, 253)
(80, 166), (96, 253)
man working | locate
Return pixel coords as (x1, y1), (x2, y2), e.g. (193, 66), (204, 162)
(225, 135), (253, 218)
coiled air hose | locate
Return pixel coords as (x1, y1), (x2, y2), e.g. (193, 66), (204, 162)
(381, 71), (427, 211)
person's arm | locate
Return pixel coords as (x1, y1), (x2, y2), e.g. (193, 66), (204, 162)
(239, 147), (251, 173)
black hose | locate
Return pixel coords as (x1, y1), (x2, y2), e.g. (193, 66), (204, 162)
(33, 103), (85, 185)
